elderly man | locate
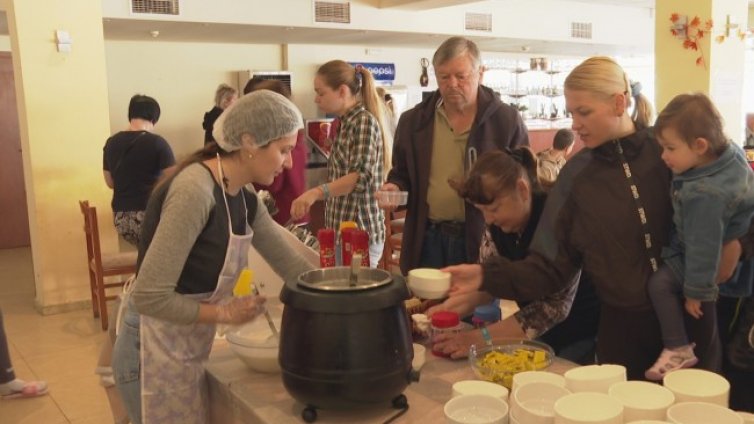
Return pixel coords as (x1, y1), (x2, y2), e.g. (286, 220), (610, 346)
(381, 37), (529, 274)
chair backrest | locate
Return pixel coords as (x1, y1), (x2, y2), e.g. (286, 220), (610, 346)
(79, 200), (104, 271)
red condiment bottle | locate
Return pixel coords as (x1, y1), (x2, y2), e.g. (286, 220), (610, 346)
(351, 229), (370, 267)
(430, 311), (461, 357)
(317, 228), (335, 268)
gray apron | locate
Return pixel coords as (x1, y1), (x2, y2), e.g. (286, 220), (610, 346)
(140, 159), (253, 424)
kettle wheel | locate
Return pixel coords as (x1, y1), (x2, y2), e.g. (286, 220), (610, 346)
(302, 406), (317, 423)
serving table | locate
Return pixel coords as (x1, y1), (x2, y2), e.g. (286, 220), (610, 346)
(206, 338), (576, 423)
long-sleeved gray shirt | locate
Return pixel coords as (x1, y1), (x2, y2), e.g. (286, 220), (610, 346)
(132, 162), (314, 324)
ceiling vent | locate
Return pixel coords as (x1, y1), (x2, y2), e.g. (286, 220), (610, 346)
(465, 13), (492, 32)
(570, 22), (592, 39)
(314, 1), (351, 24)
(131, 0), (180, 15)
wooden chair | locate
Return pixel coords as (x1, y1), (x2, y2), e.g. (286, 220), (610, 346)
(79, 201), (137, 331)
(381, 209), (406, 273)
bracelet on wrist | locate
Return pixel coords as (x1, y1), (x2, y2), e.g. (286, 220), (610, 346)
(320, 183), (331, 200)
(480, 326), (492, 346)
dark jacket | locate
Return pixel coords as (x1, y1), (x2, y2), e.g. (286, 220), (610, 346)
(480, 127), (673, 309)
(387, 85), (529, 274)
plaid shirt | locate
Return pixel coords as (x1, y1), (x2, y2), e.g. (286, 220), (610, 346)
(326, 104), (385, 244)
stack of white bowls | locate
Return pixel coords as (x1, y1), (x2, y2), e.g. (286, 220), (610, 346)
(444, 364), (752, 424)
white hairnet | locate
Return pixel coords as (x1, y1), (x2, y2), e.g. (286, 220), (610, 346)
(212, 90), (303, 152)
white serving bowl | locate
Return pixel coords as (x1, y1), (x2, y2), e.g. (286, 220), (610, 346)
(511, 371), (566, 394)
(563, 364), (626, 393)
(444, 394), (510, 424)
(376, 190), (408, 208)
(663, 369), (730, 407)
(452, 380), (509, 400)
(511, 381), (570, 424)
(608, 381), (675, 421)
(665, 401), (743, 424)
(226, 315), (282, 373)
(407, 268), (450, 299)
(738, 411), (754, 424)
(554, 392), (624, 424)
(412, 343), (426, 371)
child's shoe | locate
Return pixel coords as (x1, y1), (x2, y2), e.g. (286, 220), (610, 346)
(645, 344), (698, 381)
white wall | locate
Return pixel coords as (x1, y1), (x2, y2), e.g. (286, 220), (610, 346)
(101, 0), (653, 49)
(104, 40), (282, 158)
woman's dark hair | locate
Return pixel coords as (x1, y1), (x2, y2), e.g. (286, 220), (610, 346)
(251, 79), (292, 99)
(128, 94), (161, 124)
(655, 92), (729, 156)
(460, 148), (541, 205)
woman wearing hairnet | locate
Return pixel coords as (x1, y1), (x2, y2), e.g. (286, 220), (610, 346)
(111, 91), (315, 424)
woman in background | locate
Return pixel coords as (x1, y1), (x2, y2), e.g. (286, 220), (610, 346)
(103, 94), (175, 246)
(250, 79), (309, 225)
(290, 60), (390, 267)
(202, 83), (237, 145)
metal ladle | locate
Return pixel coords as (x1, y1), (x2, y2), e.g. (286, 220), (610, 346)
(349, 254), (362, 287)
(253, 282), (279, 339)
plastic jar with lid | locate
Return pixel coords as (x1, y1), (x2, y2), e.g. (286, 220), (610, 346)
(471, 304), (501, 327)
(430, 311), (462, 357)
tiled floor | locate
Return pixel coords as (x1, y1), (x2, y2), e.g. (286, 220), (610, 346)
(0, 247), (114, 424)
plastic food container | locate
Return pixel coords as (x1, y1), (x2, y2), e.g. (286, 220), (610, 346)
(376, 191), (408, 208)
(431, 311), (461, 357)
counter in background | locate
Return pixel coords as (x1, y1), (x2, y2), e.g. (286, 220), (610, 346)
(525, 119), (583, 158)
(206, 339), (575, 423)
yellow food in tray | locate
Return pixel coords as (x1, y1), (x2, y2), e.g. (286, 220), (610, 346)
(469, 340), (554, 388)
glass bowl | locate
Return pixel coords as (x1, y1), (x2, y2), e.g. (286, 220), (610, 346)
(469, 339), (554, 388)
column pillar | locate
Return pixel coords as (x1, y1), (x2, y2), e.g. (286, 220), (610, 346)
(655, 0), (749, 142)
(6, 0), (113, 311)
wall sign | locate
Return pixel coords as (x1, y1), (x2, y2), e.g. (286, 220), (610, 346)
(348, 62), (396, 82)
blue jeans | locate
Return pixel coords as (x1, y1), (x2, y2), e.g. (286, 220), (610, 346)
(418, 221), (467, 268)
(112, 303), (142, 424)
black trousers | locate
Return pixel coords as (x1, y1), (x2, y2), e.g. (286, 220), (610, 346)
(718, 296), (754, 412)
(597, 302), (721, 381)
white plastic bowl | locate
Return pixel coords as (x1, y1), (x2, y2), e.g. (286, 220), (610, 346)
(608, 381), (675, 422)
(511, 381), (570, 424)
(738, 411), (754, 424)
(554, 392), (624, 424)
(376, 190), (408, 208)
(226, 314), (282, 373)
(452, 380), (509, 400)
(665, 401), (743, 424)
(444, 394), (510, 424)
(412, 343), (426, 371)
(563, 364), (626, 393)
(407, 268), (450, 299)
(663, 369), (730, 407)
(511, 371), (566, 394)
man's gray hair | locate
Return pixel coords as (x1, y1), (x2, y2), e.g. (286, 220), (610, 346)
(432, 36), (481, 70)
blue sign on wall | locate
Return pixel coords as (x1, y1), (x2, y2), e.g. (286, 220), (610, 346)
(348, 62), (396, 82)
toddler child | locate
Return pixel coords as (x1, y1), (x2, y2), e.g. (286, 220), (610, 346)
(646, 93), (754, 380)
